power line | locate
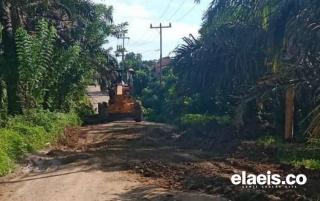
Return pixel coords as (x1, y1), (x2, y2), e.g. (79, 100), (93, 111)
(129, 29), (159, 46)
(129, 0), (173, 46)
(158, 0), (173, 20)
(167, 0), (187, 21)
(136, 49), (160, 53)
(121, 0), (191, 60)
(175, 3), (197, 22)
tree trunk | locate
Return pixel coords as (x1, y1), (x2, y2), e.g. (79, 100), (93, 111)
(284, 85), (295, 141)
(0, 0), (21, 114)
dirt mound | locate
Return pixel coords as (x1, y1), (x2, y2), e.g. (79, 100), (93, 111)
(57, 127), (80, 149)
(174, 128), (239, 154)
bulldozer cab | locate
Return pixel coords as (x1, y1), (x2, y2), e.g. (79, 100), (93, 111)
(109, 69), (133, 101)
(98, 68), (143, 122)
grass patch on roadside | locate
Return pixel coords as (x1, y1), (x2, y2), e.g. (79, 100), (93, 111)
(259, 140), (320, 170)
(257, 135), (282, 146)
(291, 159), (320, 170)
(277, 145), (320, 170)
(254, 135), (320, 170)
(179, 114), (231, 129)
(0, 109), (80, 176)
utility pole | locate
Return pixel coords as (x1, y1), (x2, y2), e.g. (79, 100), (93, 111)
(116, 33), (129, 83)
(116, 33), (130, 64)
(150, 23), (172, 83)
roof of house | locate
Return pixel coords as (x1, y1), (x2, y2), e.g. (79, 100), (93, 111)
(154, 57), (171, 69)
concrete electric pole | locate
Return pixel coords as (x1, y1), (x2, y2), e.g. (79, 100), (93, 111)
(150, 23), (172, 84)
(117, 33), (130, 63)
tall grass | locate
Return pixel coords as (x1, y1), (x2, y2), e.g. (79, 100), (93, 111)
(179, 113), (231, 129)
(0, 109), (80, 176)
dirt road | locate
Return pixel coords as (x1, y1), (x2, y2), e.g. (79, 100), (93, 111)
(0, 121), (228, 201)
(1, 122), (319, 201)
(1, 86), (319, 201)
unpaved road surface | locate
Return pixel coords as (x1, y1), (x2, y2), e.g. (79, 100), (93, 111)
(1, 86), (319, 201)
(0, 122), (227, 201)
(1, 122), (319, 201)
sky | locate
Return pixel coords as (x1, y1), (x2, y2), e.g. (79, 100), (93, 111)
(92, 0), (211, 61)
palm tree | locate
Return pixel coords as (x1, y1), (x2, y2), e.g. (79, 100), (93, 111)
(0, 0), (22, 114)
(172, 0), (320, 138)
(0, 0), (116, 114)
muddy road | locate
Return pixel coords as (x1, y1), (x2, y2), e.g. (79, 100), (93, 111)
(0, 121), (319, 201)
(0, 121), (228, 201)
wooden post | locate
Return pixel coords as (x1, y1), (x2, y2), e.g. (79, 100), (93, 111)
(284, 85), (295, 141)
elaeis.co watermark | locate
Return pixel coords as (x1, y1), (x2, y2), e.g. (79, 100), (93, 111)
(230, 171), (307, 189)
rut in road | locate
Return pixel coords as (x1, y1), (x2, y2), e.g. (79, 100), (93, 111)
(0, 121), (227, 201)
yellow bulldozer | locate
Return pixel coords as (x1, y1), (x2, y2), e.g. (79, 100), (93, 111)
(98, 68), (143, 122)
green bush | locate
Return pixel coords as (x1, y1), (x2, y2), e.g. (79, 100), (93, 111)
(0, 109), (80, 176)
(0, 109), (7, 127)
(0, 129), (29, 160)
(7, 109), (80, 133)
(71, 96), (94, 119)
(8, 123), (48, 151)
(257, 135), (282, 146)
(292, 159), (320, 170)
(277, 145), (320, 170)
(180, 114), (231, 128)
(0, 150), (12, 176)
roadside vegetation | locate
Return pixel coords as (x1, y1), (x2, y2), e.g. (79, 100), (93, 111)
(123, 0), (320, 170)
(0, 110), (80, 176)
(0, 0), (123, 176)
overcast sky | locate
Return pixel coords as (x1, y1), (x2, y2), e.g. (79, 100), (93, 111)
(92, 0), (211, 61)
